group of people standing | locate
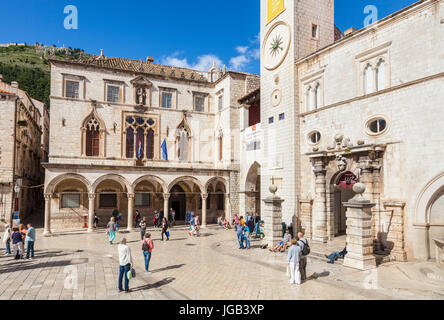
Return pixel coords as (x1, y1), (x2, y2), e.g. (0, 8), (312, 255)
(286, 232), (310, 285)
(2, 223), (36, 260)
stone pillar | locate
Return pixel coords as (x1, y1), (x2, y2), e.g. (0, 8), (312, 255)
(127, 193), (135, 231)
(382, 200), (407, 262)
(343, 183), (377, 270)
(163, 193), (170, 221)
(312, 160), (328, 243)
(43, 193), (52, 236)
(225, 194), (231, 222)
(88, 193), (95, 232)
(201, 193), (208, 228)
(263, 184), (284, 248)
(299, 199), (313, 239)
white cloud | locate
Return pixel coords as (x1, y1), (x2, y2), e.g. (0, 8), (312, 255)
(236, 46), (248, 54)
(160, 52), (223, 71)
(192, 54), (223, 71)
(229, 55), (249, 70)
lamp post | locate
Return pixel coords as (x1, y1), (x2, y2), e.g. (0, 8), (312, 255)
(13, 181), (21, 227)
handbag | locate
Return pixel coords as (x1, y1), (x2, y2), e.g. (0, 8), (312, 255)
(127, 268), (136, 280)
(166, 230), (170, 237)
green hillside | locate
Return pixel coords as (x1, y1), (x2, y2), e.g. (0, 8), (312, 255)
(0, 45), (91, 108)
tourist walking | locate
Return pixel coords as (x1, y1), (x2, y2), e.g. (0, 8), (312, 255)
(139, 218), (147, 240)
(244, 222), (251, 249)
(297, 232), (310, 281)
(25, 223), (36, 260)
(11, 228), (24, 260)
(287, 239), (302, 285)
(161, 217), (170, 241)
(107, 217), (117, 245)
(2, 224), (11, 255)
(118, 238), (133, 293)
(141, 233), (154, 274)
(236, 223), (245, 249)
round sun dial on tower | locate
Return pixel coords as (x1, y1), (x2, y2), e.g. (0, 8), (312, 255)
(262, 21), (291, 71)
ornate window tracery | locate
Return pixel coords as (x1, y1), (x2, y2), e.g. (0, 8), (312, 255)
(123, 113), (159, 161)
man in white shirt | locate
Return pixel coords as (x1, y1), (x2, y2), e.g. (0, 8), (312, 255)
(118, 238), (133, 293)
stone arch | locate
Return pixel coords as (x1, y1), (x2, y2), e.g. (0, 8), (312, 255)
(92, 174), (131, 193)
(132, 175), (167, 194)
(244, 162), (261, 217)
(45, 173), (91, 194)
(415, 172), (444, 225)
(205, 177), (228, 193)
(414, 172), (444, 259)
(167, 176), (204, 194)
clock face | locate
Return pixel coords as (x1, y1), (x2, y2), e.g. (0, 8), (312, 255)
(262, 21), (291, 71)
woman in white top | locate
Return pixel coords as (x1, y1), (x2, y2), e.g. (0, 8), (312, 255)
(287, 238), (302, 285)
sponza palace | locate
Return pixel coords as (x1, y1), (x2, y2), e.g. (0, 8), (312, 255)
(38, 0), (443, 262)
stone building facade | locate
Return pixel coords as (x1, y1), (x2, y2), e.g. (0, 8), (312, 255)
(0, 77), (49, 228)
(246, 0), (444, 261)
(43, 54), (259, 233)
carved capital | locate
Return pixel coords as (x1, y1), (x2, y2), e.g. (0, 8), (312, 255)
(44, 193), (52, 201)
(163, 193), (171, 200)
(88, 193), (96, 200)
(127, 193), (135, 200)
(201, 193), (208, 200)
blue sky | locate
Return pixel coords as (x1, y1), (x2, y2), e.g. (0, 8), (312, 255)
(0, 0), (418, 74)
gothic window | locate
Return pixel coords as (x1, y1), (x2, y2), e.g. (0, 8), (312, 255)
(126, 127), (134, 158)
(376, 59), (386, 91)
(364, 64), (375, 95)
(177, 127), (189, 162)
(124, 115), (158, 160)
(82, 109), (104, 157)
(146, 129), (154, 160)
(85, 117), (100, 157)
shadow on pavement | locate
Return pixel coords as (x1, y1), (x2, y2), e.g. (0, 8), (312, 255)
(0, 257), (89, 274)
(152, 264), (185, 274)
(308, 271), (330, 280)
(132, 277), (175, 291)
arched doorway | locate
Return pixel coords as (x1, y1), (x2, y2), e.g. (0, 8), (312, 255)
(428, 188), (444, 258)
(332, 171), (359, 236)
(169, 185), (186, 222)
(245, 162), (261, 216)
(132, 176), (165, 224)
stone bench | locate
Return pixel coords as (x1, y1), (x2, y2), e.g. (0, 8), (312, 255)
(433, 238), (444, 268)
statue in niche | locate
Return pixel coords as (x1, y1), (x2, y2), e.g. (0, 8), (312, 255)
(177, 127), (189, 162)
(136, 87), (146, 105)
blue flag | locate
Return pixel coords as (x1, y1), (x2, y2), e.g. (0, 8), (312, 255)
(161, 139), (168, 160)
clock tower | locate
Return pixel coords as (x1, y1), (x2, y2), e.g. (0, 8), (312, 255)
(260, 0), (335, 228)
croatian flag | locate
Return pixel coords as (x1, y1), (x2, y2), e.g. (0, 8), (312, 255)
(161, 139), (168, 160)
(137, 136), (143, 159)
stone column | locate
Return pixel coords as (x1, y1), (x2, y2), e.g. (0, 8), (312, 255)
(43, 193), (52, 236)
(225, 194), (231, 222)
(382, 200), (407, 262)
(127, 193), (135, 231)
(299, 199), (313, 239)
(358, 156), (374, 200)
(201, 193), (208, 228)
(343, 183), (377, 270)
(163, 193), (170, 221)
(312, 160), (328, 243)
(88, 193), (95, 232)
(263, 184), (284, 248)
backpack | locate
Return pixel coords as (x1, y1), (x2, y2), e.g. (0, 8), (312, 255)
(300, 239), (310, 256)
(142, 240), (149, 252)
